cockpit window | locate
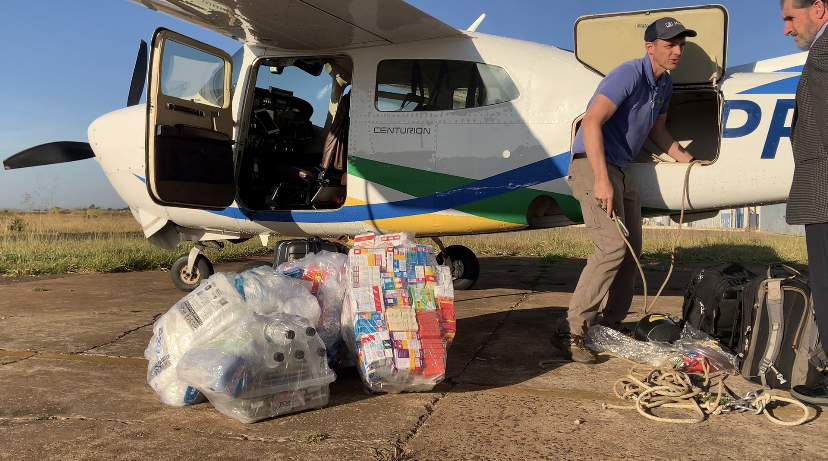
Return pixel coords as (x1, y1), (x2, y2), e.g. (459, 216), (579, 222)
(159, 39), (226, 108)
(375, 59), (519, 112)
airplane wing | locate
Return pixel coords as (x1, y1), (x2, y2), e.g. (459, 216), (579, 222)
(130, 0), (465, 50)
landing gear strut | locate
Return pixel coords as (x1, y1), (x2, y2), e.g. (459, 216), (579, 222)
(432, 237), (480, 290)
(170, 243), (216, 292)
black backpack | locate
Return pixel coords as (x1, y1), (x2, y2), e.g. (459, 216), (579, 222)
(682, 262), (756, 351)
(737, 264), (828, 389)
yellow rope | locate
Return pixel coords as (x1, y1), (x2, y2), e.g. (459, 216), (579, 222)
(612, 160), (706, 315)
(603, 357), (810, 426)
(752, 393), (811, 427)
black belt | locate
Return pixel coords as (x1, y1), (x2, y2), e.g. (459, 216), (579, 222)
(572, 152), (587, 160)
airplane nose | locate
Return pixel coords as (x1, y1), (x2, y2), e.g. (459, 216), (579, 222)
(85, 104), (146, 162)
(87, 119), (98, 147)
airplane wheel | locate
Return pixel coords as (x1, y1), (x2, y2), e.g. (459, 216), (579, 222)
(170, 254), (213, 292)
(237, 261), (273, 273)
(436, 245), (480, 290)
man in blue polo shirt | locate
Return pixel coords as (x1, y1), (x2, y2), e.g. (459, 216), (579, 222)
(554, 17), (698, 363)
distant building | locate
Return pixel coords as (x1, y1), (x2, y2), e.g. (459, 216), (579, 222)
(642, 203), (804, 236)
(758, 203), (805, 236)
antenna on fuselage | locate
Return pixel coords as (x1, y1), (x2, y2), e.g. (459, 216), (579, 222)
(467, 14), (485, 32)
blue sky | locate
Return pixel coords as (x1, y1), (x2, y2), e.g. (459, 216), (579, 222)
(0, 0), (801, 209)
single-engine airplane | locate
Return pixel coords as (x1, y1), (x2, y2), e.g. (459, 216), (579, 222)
(3, 1), (806, 291)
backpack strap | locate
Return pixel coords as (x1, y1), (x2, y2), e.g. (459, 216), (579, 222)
(767, 263), (802, 279)
(809, 348), (828, 373)
(759, 279), (787, 388)
(806, 293), (828, 374)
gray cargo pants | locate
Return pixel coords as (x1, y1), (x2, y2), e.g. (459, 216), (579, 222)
(564, 158), (642, 336)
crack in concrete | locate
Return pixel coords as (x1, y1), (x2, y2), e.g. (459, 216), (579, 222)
(394, 290), (534, 457)
(0, 415), (144, 424)
(0, 357), (29, 367)
(451, 291), (531, 382)
(0, 350), (36, 367)
(227, 433), (290, 443)
(82, 317), (158, 354)
(392, 392), (443, 454)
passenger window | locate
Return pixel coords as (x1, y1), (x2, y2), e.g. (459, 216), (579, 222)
(160, 40), (226, 108)
(375, 60), (519, 111)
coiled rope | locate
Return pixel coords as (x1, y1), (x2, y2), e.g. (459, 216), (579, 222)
(602, 357), (811, 426)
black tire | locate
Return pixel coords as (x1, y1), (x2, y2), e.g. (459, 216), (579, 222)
(237, 261), (273, 273)
(435, 245), (480, 290)
(170, 254), (214, 292)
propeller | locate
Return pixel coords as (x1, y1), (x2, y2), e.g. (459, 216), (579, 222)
(127, 40), (148, 107)
(3, 142), (95, 170)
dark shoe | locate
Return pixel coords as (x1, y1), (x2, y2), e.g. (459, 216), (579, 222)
(558, 334), (596, 364)
(790, 383), (828, 405)
(550, 330), (566, 350)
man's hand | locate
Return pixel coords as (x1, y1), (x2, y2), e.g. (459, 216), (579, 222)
(581, 94), (618, 219)
(594, 177), (614, 218)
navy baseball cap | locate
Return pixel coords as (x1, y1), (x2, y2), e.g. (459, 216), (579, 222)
(644, 17), (697, 42)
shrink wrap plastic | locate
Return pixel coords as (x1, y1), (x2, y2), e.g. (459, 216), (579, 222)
(177, 313), (336, 423)
(275, 251), (348, 351)
(236, 267), (321, 325)
(585, 323), (737, 373)
(145, 268), (326, 413)
(341, 232), (457, 393)
(144, 273), (245, 406)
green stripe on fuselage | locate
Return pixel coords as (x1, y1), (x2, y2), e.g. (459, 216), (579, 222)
(348, 156), (471, 197)
(347, 156), (582, 225)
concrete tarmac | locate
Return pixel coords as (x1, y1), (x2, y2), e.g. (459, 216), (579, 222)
(1, 256), (824, 460)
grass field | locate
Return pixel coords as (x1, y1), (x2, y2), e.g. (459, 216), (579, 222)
(433, 226), (808, 266)
(0, 209), (808, 277)
(0, 209), (270, 276)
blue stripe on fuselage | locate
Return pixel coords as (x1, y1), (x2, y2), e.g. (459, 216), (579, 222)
(210, 151), (573, 223)
(776, 65), (804, 72)
(738, 75), (800, 95)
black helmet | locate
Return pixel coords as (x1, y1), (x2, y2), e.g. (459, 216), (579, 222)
(634, 314), (681, 343)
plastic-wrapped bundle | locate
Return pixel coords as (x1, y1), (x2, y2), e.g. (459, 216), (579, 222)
(434, 266), (456, 347)
(144, 273), (247, 406)
(276, 251), (348, 351)
(585, 323), (739, 373)
(585, 325), (681, 367)
(674, 323), (738, 373)
(236, 266), (321, 326)
(342, 233), (454, 393)
(177, 313), (336, 423)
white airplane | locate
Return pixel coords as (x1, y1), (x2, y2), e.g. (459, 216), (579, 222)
(3, 1), (806, 292)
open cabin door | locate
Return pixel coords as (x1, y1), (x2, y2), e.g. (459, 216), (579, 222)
(146, 28), (235, 210)
(575, 5), (728, 86)
(575, 5), (729, 164)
